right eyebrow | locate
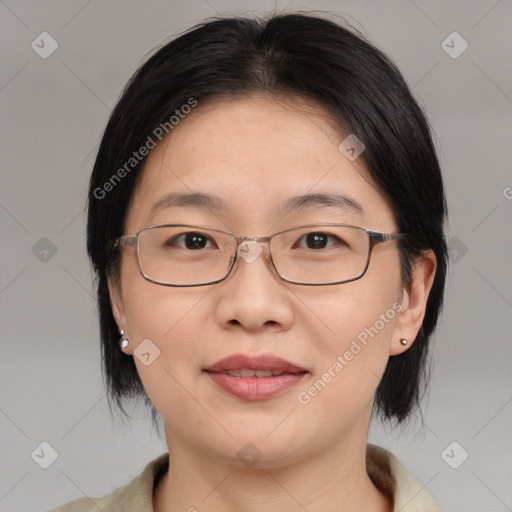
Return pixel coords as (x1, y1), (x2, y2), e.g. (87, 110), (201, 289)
(148, 192), (228, 219)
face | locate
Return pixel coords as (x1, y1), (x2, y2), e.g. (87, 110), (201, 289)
(110, 95), (431, 468)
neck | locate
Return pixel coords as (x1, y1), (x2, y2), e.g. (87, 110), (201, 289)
(153, 427), (393, 512)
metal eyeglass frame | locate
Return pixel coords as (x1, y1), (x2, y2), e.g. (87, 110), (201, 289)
(114, 223), (408, 287)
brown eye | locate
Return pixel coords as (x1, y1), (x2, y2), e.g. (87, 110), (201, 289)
(294, 232), (343, 249)
(166, 232), (215, 250)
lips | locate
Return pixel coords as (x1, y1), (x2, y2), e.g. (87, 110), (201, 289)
(203, 354), (308, 400)
(203, 354), (307, 375)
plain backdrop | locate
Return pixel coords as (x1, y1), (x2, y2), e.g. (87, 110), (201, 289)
(1, 1), (511, 511)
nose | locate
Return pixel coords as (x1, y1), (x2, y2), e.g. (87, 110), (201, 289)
(213, 240), (294, 333)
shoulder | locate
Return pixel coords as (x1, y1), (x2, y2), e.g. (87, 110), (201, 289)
(45, 489), (125, 512)
(45, 452), (169, 512)
(367, 443), (444, 512)
(45, 485), (126, 512)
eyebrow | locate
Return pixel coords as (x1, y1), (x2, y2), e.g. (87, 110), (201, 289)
(149, 192), (229, 218)
(148, 191), (364, 219)
(281, 192), (364, 216)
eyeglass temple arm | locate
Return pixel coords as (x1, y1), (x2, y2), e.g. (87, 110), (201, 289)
(115, 236), (137, 249)
(369, 232), (408, 245)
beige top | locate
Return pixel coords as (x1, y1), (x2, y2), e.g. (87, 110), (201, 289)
(46, 444), (443, 511)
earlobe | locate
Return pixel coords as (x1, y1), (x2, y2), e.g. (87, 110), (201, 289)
(390, 250), (437, 356)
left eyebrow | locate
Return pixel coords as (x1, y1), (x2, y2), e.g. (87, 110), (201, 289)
(279, 192), (364, 216)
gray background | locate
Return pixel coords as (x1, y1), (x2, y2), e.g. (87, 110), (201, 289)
(1, 1), (511, 511)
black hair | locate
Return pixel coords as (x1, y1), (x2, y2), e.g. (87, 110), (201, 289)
(87, 12), (448, 430)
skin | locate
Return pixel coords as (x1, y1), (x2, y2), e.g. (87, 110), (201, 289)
(109, 94), (436, 512)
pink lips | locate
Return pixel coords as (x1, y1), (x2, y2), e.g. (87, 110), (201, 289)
(203, 354), (308, 401)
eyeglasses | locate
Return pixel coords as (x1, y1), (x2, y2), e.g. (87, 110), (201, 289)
(114, 223), (407, 287)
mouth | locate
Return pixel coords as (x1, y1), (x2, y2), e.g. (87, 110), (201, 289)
(212, 368), (302, 377)
(203, 354), (308, 400)
(203, 353), (307, 374)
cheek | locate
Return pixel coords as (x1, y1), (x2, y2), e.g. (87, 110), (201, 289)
(120, 258), (213, 376)
(294, 294), (398, 423)
(121, 252), (197, 338)
(121, 274), (212, 423)
(295, 253), (402, 406)
(303, 255), (400, 349)
(303, 284), (398, 372)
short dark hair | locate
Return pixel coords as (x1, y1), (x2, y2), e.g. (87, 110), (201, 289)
(87, 12), (448, 429)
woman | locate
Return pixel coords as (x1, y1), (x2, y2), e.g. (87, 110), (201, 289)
(50, 12), (447, 512)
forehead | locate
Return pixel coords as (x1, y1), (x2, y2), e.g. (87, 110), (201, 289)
(125, 95), (395, 231)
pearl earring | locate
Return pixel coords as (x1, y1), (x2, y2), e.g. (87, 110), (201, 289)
(119, 330), (129, 350)
(400, 338), (408, 346)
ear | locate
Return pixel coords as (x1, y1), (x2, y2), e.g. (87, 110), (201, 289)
(390, 249), (437, 356)
(108, 276), (133, 354)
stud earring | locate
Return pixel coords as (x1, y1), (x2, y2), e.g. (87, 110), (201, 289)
(119, 330), (129, 351)
(400, 338), (408, 346)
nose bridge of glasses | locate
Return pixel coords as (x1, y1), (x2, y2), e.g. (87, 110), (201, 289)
(235, 234), (272, 244)
(235, 236), (272, 265)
